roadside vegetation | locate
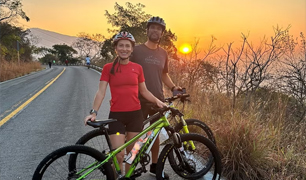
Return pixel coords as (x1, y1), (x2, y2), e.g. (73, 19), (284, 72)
(168, 27), (306, 180)
(0, 0), (43, 81)
(0, 60), (42, 82)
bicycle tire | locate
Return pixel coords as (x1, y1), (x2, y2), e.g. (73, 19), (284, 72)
(175, 118), (216, 144)
(32, 145), (114, 180)
(156, 133), (222, 180)
(75, 129), (110, 154)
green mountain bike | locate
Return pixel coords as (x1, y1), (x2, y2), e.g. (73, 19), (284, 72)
(33, 106), (222, 180)
(75, 93), (216, 159)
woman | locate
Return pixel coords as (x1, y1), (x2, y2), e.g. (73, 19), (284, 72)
(84, 31), (166, 173)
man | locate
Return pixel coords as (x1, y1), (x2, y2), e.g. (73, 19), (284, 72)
(130, 16), (180, 179)
(48, 61), (52, 68)
(86, 55), (90, 69)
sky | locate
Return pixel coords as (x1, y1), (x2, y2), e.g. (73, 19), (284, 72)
(20, 0), (306, 56)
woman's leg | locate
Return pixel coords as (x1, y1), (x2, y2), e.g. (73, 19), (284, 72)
(109, 134), (125, 171)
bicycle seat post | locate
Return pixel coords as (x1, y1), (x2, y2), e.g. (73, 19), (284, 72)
(102, 126), (113, 151)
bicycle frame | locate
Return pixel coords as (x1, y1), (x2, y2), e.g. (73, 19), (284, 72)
(76, 114), (170, 179)
(76, 96), (197, 179)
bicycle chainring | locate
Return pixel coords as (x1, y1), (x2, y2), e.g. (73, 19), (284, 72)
(140, 153), (150, 166)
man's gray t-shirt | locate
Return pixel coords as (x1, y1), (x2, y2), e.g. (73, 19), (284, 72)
(130, 44), (169, 102)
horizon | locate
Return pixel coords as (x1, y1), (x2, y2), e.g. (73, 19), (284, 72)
(20, 0), (306, 57)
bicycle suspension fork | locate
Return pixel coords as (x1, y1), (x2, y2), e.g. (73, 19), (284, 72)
(171, 109), (196, 150)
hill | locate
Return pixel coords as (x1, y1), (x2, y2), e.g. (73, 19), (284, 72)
(28, 28), (79, 59)
(28, 28), (78, 49)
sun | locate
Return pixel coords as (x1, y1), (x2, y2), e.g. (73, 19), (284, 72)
(179, 43), (192, 54)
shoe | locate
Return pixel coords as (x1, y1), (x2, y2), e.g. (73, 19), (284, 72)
(149, 164), (169, 179)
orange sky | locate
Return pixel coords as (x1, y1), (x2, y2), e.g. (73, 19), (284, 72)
(21, 0), (306, 56)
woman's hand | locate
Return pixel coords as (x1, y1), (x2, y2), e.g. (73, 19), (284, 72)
(156, 99), (167, 108)
(84, 114), (96, 125)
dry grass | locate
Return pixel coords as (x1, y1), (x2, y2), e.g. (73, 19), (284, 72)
(0, 60), (43, 82)
(180, 90), (306, 180)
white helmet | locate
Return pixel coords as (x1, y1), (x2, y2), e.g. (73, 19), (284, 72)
(113, 31), (136, 46)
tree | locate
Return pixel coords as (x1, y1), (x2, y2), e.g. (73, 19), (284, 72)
(218, 26), (292, 107)
(276, 32), (306, 121)
(33, 46), (53, 57)
(101, 2), (177, 62)
(104, 2), (150, 38)
(168, 38), (219, 97)
(51, 44), (78, 63)
(0, 0), (29, 22)
(38, 53), (56, 64)
(0, 22), (33, 62)
(72, 32), (104, 61)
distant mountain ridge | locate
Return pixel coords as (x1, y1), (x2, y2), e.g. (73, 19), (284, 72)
(28, 28), (78, 49)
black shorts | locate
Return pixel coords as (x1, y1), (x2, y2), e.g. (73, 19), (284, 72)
(108, 110), (144, 135)
(141, 102), (158, 124)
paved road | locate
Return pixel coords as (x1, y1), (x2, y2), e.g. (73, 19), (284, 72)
(0, 66), (217, 180)
(0, 66), (109, 179)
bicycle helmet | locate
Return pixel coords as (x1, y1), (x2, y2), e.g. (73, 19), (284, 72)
(113, 31), (136, 47)
(147, 16), (166, 31)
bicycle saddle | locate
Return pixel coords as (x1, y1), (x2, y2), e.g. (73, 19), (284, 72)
(87, 119), (117, 128)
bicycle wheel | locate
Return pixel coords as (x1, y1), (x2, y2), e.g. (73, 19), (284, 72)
(156, 133), (222, 180)
(175, 118), (216, 144)
(75, 129), (110, 154)
(33, 145), (114, 180)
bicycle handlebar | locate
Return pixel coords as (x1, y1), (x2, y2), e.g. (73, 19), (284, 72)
(165, 94), (190, 103)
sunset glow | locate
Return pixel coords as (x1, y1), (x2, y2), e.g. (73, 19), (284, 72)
(179, 44), (192, 54)
(20, 0), (306, 57)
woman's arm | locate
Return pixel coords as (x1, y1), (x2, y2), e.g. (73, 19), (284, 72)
(84, 81), (108, 124)
(139, 82), (167, 108)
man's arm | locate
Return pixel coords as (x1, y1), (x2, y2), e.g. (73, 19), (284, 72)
(162, 72), (179, 91)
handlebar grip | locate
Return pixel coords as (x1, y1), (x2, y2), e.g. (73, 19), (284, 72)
(151, 105), (170, 113)
(165, 94), (190, 103)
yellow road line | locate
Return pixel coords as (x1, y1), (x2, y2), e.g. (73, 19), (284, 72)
(0, 68), (66, 127)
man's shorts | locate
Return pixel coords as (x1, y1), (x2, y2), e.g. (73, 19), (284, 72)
(108, 110), (144, 135)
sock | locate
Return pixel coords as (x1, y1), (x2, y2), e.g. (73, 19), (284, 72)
(151, 163), (157, 169)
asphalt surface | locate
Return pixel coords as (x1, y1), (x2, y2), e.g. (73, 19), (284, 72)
(0, 66), (217, 180)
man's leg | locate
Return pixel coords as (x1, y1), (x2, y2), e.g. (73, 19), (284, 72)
(149, 131), (168, 179)
(141, 103), (169, 179)
(151, 135), (159, 163)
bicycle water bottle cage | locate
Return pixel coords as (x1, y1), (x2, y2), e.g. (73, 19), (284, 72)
(87, 119), (117, 128)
